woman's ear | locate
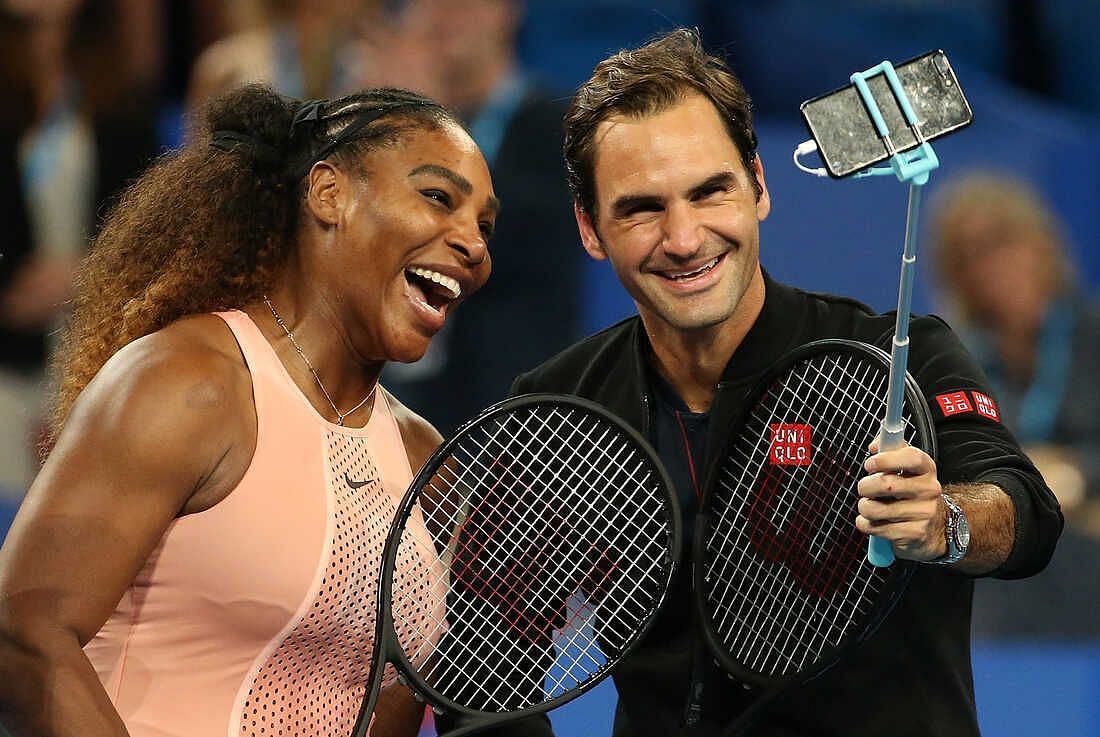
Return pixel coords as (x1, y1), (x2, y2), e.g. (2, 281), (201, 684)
(304, 162), (344, 226)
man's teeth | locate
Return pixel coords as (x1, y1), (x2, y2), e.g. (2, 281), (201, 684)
(667, 257), (720, 280)
(407, 267), (461, 299)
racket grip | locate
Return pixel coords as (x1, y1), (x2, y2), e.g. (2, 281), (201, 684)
(868, 535), (896, 567)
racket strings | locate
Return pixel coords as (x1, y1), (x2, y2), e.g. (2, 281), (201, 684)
(423, 410), (666, 705)
(438, 414), (667, 635)
(718, 357), (889, 669)
(415, 440), (660, 708)
(706, 371), (868, 674)
(702, 352), (918, 679)
(390, 404), (674, 712)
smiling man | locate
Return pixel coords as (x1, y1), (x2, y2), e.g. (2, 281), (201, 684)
(437, 27), (1064, 737)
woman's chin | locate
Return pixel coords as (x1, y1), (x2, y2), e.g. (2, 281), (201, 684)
(386, 338), (432, 366)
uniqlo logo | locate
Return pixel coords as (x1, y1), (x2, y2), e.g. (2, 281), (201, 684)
(935, 391), (973, 417)
(972, 391), (1001, 422)
(769, 423), (812, 466)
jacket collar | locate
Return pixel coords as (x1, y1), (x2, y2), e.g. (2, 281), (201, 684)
(628, 269), (808, 393)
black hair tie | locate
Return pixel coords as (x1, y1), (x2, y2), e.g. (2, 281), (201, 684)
(290, 99), (326, 137)
(285, 105), (403, 183)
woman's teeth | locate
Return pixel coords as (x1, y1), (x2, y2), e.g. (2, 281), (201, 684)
(407, 267), (461, 299)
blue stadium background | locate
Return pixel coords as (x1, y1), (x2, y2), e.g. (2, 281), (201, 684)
(3, 2), (1098, 735)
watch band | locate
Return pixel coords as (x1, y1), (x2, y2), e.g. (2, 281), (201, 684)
(926, 493), (969, 565)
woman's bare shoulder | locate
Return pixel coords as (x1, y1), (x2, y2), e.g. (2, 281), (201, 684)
(53, 313), (257, 511)
(383, 388), (444, 475)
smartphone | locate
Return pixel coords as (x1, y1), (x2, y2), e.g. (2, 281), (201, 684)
(799, 49), (973, 178)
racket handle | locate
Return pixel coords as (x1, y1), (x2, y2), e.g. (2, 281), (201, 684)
(868, 535), (896, 567)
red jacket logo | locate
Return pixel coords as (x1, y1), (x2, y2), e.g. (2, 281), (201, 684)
(934, 390), (1001, 423)
(971, 391), (1000, 421)
(935, 391), (972, 416)
(770, 423), (812, 466)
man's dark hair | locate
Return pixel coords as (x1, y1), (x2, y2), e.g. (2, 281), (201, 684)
(563, 28), (760, 215)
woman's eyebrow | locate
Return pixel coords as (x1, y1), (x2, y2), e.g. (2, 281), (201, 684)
(409, 163), (472, 194)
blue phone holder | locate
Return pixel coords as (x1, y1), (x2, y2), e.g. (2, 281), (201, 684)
(849, 60), (940, 185)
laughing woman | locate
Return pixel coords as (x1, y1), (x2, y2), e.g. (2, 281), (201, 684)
(0, 84), (497, 737)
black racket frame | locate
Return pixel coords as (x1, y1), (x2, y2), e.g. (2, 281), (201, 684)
(353, 392), (682, 737)
(692, 338), (936, 695)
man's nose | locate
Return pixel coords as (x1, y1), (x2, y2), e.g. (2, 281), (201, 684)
(661, 201), (705, 258)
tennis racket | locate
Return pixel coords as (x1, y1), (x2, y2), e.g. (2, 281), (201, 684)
(694, 339), (935, 736)
(351, 393), (680, 737)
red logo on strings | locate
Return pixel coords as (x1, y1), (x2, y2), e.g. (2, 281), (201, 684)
(770, 423), (812, 466)
(747, 452), (863, 599)
(935, 391), (973, 417)
(971, 391), (1001, 422)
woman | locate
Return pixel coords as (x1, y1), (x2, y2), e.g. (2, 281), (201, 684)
(0, 83), (497, 737)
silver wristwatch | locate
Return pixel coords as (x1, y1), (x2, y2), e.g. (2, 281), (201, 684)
(927, 493), (971, 565)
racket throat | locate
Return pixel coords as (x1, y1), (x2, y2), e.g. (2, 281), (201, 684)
(682, 635), (709, 728)
(683, 680), (706, 727)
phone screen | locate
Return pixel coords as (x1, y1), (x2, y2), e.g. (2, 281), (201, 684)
(799, 50), (973, 178)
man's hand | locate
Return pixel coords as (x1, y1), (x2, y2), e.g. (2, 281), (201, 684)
(855, 438), (948, 562)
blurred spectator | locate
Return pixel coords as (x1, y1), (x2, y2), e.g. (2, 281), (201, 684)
(930, 172), (1100, 529)
(186, 0), (379, 111)
(0, 0), (160, 503)
(363, 0), (583, 436)
(930, 171), (1100, 639)
(0, 8), (39, 505)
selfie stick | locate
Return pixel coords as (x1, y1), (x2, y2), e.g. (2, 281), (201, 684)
(794, 61), (943, 567)
(847, 61), (940, 567)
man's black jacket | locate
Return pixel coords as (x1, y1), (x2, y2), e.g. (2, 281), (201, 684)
(437, 274), (1062, 737)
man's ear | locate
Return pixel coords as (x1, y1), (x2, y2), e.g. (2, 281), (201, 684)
(305, 162), (343, 226)
(575, 202), (607, 261)
(752, 154), (771, 222)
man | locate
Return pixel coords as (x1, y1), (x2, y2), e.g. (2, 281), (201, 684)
(442, 28), (1062, 737)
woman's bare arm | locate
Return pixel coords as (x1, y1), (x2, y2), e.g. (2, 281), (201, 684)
(0, 321), (253, 736)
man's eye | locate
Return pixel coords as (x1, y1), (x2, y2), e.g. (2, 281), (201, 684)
(423, 190), (453, 208)
(480, 222), (495, 240)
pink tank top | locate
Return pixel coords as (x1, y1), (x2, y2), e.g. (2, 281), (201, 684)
(84, 310), (447, 737)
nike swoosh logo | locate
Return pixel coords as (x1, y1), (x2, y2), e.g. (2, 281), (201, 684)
(344, 471), (370, 490)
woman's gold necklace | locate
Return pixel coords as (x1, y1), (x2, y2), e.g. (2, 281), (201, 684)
(264, 297), (376, 426)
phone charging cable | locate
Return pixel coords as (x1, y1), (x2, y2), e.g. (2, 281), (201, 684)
(793, 139), (828, 177)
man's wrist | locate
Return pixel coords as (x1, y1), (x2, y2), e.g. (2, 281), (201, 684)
(926, 493), (970, 565)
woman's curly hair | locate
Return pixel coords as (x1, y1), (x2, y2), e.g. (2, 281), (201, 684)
(44, 83), (457, 452)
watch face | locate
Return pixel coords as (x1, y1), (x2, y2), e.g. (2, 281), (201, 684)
(955, 514), (971, 550)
